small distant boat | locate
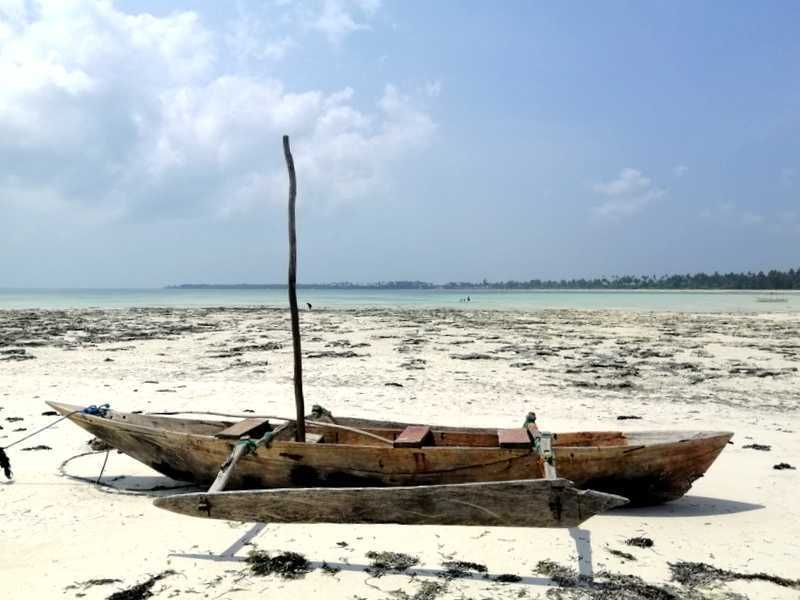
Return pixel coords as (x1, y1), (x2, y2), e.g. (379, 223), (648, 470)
(756, 292), (788, 303)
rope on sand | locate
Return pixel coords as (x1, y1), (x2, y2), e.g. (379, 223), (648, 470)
(58, 451), (197, 496)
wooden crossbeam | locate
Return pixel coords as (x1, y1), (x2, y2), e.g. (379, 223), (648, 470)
(393, 425), (433, 448)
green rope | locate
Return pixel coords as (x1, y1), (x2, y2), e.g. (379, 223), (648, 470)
(260, 432), (274, 448)
(234, 431), (274, 455)
(235, 439), (259, 454)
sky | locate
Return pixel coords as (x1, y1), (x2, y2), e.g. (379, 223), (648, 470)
(1, 0), (798, 288)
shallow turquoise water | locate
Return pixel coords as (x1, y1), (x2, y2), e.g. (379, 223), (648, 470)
(0, 287), (796, 313)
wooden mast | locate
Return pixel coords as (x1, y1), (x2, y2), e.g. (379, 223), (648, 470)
(284, 135), (306, 443)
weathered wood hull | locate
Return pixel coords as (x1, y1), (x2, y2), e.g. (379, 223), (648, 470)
(47, 401), (733, 506)
(153, 479), (628, 527)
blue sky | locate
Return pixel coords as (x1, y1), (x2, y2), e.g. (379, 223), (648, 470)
(1, 1), (798, 287)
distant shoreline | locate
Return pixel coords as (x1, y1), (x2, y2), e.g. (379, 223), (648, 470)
(166, 269), (800, 291)
(165, 283), (799, 293)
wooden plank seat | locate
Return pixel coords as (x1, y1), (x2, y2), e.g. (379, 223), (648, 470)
(215, 418), (272, 440)
(497, 428), (533, 449)
(393, 425), (433, 448)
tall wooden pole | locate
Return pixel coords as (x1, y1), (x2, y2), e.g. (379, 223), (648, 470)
(284, 135), (306, 442)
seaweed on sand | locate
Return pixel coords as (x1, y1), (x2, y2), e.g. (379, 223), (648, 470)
(64, 578), (122, 592)
(606, 547), (637, 561)
(670, 561), (800, 590)
(439, 560), (488, 579)
(365, 551), (419, 576)
(626, 537), (654, 548)
(245, 550), (310, 579)
(388, 581), (448, 600)
(106, 570), (176, 600)
(320, 561), (341, 576)
(535, 561), (744, 600)
(493, 573), (522, 583)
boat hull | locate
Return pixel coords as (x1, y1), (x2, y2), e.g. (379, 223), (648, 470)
(47, 402), (732, 506)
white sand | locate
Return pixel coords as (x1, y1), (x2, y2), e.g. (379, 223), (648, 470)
(1, 307), (799, 599)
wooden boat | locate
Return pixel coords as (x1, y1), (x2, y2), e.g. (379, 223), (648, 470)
(756, 293), (788, 303)
(153, 478), (626, 527)
(47, 401), (732, 507)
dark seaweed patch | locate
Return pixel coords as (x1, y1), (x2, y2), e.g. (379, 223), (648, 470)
(106, 570), (175, 600)
(493, 573), (522, 583)
(535, 558), (799, 598)
(670, 561), (800, 590)
(606, 547), (637, 561)
(320, 561), (340, 576)
(626, 537), (655, 548)
(536, 561), (688, 599)
(742, 443), (771, 451)
(246, 550), (310, 579)
(388, 580), (448, 600)
(365, 550), (419, 576)
(65, 578), (122, 593)
(439, 560), (488, 579)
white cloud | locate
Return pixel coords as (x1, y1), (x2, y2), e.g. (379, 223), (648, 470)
(700, 202), (764, 226)
(307, 0), (381, 45)
(673, 165), (688, 178)
(418, 80), (442, 98)
(225, 16), (295, 64)
(0, 0), (435, 222)
(590, 167), (665, 219)
(223, 0), (380, 65)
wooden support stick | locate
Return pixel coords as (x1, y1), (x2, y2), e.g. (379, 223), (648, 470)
(539, 433), (558, 479)
(208, 443), (249, 493)
(284, 135), (306, 443)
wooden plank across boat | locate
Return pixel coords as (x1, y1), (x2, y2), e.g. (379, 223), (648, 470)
(46, 401), (733, 507)
(153, 478), (627, 527)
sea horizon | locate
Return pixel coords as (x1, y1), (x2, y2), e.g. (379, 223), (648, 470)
(0, 286), (797, 313)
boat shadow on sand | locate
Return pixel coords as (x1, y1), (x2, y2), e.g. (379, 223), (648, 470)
(605, 494), (763, 518)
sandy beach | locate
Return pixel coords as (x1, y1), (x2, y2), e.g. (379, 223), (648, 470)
(2, 307), (799, 599)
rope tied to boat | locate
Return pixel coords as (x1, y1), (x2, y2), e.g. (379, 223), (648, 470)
(234, 432), (275, 455)
(0, 404), (112, 479)
(310, 404), (336, 423)
(82, 404), (111, 417)
(534, 432), (555, 466)
(523, 411), (537, 427)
